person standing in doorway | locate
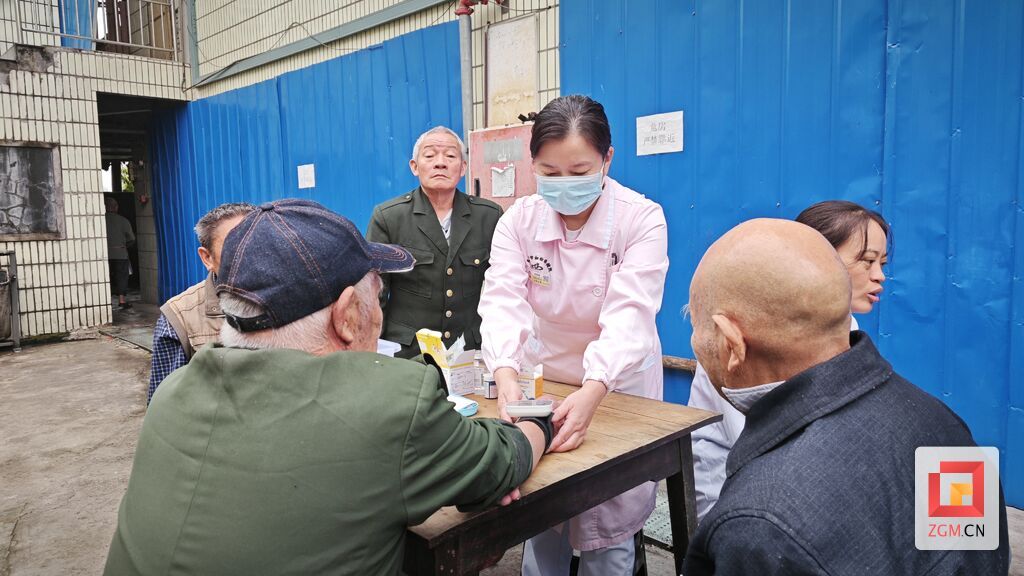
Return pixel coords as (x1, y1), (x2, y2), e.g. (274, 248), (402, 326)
(367, 126), (502, 358)
(148, 202), (254, 403)
(479, 94), (669, 574)
(105, 197), (136, 310)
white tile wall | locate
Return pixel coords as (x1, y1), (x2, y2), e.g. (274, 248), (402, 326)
(0, 0), (61, 54)
(469, 0), (559, 128)
(193, 0), (561, 107)
(195, 0), (456, 97)
(0, 45), (189, 338)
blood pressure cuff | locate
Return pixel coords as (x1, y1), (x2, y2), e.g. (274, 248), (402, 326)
(416, 353), (449, 393)
(517, 415), (554, 453)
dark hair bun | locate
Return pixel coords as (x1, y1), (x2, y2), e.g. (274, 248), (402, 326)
(530, 95), (612, 158)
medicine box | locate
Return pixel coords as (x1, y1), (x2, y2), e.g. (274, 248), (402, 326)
(517, 365), (544, 399)
(416, 329), (481, 397)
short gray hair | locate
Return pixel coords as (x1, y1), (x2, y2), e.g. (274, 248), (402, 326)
(219, 273), (379, 354)
(412, 126), (466, 162)
(195, 202), (256, 250)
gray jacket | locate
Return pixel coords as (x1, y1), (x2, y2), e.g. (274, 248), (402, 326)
(105, 212), (135, 261)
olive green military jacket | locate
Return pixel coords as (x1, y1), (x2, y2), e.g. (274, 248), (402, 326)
(367, 187), (502, 357)
(104, 345), (533, 576)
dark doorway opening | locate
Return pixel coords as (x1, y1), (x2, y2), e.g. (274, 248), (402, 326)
(97, 93), (176, 331)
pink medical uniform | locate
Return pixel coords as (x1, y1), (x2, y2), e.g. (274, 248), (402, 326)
(479, 176), (669, 550)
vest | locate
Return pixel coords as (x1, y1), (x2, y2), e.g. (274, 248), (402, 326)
(160, 273), (224, 359)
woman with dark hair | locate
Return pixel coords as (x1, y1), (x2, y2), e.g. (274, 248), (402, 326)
(688, 199), (890, 524)
(479, 94), (669, 573)
(796, 200), (889, 314)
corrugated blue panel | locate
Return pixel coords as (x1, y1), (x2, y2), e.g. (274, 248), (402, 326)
(563, 0), (1023, 504)
(882, 0), (1024, 504)
(151, 22), (462, 301)
(59, 0), (94, 49)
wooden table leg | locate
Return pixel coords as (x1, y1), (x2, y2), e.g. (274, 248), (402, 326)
(665, 435), (698, 575)
(435, 540), (463, 576)
(404, 537), (464, 576)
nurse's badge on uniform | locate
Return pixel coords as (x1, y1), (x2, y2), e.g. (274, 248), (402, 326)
(527, 255), (552, 287)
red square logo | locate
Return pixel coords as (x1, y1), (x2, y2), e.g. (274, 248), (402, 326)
(928, 460), (985, 518)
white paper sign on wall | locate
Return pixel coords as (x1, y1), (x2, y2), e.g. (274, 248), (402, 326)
(297, 164), (316, 189)
(491, 164), (516, 198)
(636, 111), (684, 156)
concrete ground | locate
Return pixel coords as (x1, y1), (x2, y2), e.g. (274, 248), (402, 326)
(0, 337), (148, 576)
(1, 334), (1022, 575)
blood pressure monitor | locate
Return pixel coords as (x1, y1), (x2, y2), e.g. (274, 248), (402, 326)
(505, 399), (554, 418)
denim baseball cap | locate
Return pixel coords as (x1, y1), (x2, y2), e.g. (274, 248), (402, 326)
(216, 198), (414, 332)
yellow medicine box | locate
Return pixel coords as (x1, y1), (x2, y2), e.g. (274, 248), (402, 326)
(518, 365), (544, 399)
(415, 329), (449, 371)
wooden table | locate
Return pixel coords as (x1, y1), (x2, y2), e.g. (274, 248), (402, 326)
(404, 381), (721, 575)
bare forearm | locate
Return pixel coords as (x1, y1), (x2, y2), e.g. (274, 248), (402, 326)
(515, 420), (546, 470)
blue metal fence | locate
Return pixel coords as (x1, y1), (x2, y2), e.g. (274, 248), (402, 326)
(561, 0), (1024, 505)
(151, 22), (463, 301)
(151, 3), (1022, 504)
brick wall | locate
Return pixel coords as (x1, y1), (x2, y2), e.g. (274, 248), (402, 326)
(0, 45), (187, 338)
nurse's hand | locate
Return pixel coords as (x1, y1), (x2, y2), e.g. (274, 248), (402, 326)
(549, 380), (608, 452)
(494, 367), (524, 422)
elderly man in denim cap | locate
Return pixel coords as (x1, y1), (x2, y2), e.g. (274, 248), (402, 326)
(104, 199), (551, 576)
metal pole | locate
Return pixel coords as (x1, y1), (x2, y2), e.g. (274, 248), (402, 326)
(457, 6), (473, 154)
(88, 0), (95, 49)
(169, 2), (177, 60)
(149, 0), (156, 56)
(138, 0), (146, 52)
(184, 0), (199, 82)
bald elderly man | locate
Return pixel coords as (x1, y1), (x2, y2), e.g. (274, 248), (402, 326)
(682, 219), (1008, 575)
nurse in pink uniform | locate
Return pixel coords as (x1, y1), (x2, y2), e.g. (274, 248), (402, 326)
(479, 95), (669, 575)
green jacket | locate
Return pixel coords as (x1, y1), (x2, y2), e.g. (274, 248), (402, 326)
(367, 188), (502, 358)
(104, 345), (532, 576)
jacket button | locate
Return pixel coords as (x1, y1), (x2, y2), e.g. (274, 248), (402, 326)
(447, 268), (454, 276)
(474, 258), (480, 265)
(445, 310), (453, 318)
(444, 331), (451, 339)
(592, 287), (604, 297)
(446, 289), (454, 297)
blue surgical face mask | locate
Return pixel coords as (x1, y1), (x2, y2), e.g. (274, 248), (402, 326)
(535, 164), (606, 216)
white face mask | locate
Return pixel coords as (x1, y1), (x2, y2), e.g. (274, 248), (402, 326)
(720, 380), (785, 413)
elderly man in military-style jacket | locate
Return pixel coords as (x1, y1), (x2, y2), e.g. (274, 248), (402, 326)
(368, 126), (502, 358)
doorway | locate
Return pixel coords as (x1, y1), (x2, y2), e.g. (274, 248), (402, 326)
(97, 93), (170, 332)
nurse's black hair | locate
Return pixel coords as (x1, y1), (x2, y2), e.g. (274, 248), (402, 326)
(530, 95), (612, 158)
(796, 200), (892, 261)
